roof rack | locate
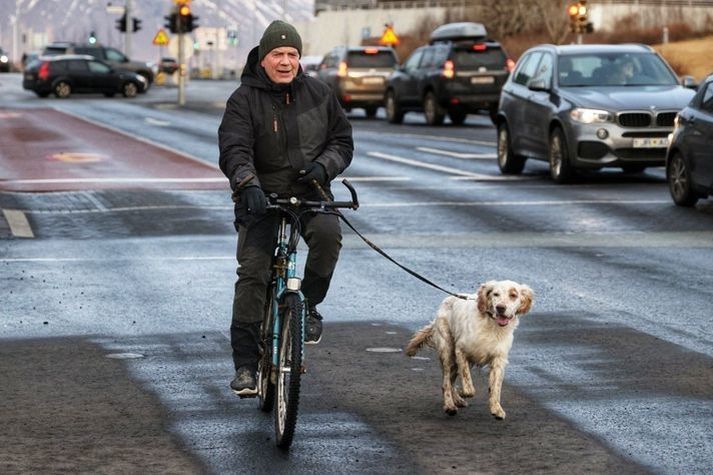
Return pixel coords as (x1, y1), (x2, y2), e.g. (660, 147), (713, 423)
(429, 22), (488, 44)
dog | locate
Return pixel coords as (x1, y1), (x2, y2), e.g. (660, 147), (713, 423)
(405, 280), (533, 418)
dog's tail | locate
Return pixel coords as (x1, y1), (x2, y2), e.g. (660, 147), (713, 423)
(405, 323), (433, 357)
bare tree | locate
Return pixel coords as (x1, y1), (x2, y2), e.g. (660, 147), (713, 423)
(534, 0), (572, 44)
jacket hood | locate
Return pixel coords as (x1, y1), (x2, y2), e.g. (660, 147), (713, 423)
(241, 46), (304, 92)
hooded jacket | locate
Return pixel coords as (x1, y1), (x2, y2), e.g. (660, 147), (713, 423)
(218, 46), (353, 201)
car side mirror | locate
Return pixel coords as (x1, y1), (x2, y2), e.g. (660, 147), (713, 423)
(527, 78), (549, 92)
(681, 75), (697, 89)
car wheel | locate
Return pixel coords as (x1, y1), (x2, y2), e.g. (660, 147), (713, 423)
(667, 152), (699, 207)
(424, 91), (445, 125)
(54, 81), (71, 98)
(449, 110), (467, 125)
(385, 90), (404, 124)
(549, 127), (574, 184)
(621, 165), (647, 174)
(122, 82), (138, 98)
(497, 123), (526, 175)
(364, 106), (378, 119)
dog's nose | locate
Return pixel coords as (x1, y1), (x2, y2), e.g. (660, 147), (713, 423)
(496, 305), (506, 314)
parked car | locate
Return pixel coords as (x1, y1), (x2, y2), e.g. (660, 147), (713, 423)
(159, 57), (179, 75)
(385, 22), (512, 125)
(0, 47), (10, 72)
(666, 74), (713, 206)
(496, 44), (697, 183)
(42, 42), (154, 89)
(300, 55), (322, 78)
(317, 45), (398, 118)
(23, 55), (147, 98)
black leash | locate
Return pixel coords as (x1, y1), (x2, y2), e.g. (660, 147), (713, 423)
(311, 179), (469, 301)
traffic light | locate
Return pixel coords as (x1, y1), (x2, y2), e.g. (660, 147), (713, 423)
(116, 13), (127, 33)
(178, 4), (199, 33)
(567, 1), (592, 34)
(132, 18), (142, 33)
(88, 31), (97, 44)
(165, 12), (178, 34)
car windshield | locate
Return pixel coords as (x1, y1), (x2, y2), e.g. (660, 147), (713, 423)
(347, 50), (396, 68)
(451, 45), (506, 69)
(558, 52), (678, 87)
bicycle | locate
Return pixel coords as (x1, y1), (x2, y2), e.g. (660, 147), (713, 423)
(255, 179), (359, 449)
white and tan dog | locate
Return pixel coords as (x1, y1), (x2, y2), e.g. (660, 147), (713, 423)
(405, 280), (534, 417)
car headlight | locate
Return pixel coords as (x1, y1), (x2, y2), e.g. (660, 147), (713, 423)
(136, 75), (147, 83)
(570, 108), (612, 124)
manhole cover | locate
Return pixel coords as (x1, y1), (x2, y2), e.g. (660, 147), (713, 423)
(105, 352), (144, 359)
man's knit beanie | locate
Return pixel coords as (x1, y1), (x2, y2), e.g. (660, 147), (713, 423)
(258, 20), (303, 61)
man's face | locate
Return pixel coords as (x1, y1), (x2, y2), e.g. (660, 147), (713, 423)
(261, 47), (300, 84)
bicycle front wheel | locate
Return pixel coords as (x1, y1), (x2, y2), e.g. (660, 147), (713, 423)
(274, 292), (304, 449)
(257, 293), (276, 413)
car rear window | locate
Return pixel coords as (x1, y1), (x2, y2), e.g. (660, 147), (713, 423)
(451, 45), (506, 70)
(43, 46), (66, 55)
(74, 47), (102, 58)
(347, 50), (396, 68)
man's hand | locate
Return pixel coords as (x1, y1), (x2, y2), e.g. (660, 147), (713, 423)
(297, 162), (327, 185)
(240, 185), (266, 216)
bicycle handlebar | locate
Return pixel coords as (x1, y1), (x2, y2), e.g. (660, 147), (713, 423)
(266, 179), (359, 211)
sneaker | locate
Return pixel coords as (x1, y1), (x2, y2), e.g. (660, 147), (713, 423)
(305, 307), (323, 345)
(230, 366), (257, 397)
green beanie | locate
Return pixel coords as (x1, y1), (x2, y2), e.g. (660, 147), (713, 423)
(258, 20), (303, 61)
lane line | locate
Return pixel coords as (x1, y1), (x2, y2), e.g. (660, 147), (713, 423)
(2, 209), (35, 238)
(4, 177), (227, 185)
(417, 147), (497, 159)
(144, 117), (171, 127)
(340, 176), (412, 182)
(367, 151), (528, 181)
(358, 130), (496, 147)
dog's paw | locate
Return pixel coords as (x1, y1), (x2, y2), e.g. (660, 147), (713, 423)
(490, 404), (506, 420)
(444, 404), (458, 416)
(459, 386), (475, 398)
(452, 393), (468, 408)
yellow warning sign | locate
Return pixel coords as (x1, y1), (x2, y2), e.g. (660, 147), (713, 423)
(153, 29), (170, 46)
(379, 25), (399, 46)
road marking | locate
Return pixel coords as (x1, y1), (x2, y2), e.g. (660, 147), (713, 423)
(367, 151), (525, 181)
(2, 209), (34, 238)
(54, 107), (220, 170)
(358, 130), (496, 147)
(340, 176), (411, 182)
(4, 177), (227, 185)
(417, 147), (497, 160)
(364, 199), (669, 207)
(144, 117), (171, 127)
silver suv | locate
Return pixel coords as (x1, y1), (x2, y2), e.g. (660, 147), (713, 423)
(495, 44), (696, 183)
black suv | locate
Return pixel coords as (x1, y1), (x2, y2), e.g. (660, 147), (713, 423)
(385, 22), (512, 125)
(316, 45), (398, 118)
(42, 42), (154, 89)
(23, 55), (147, 98)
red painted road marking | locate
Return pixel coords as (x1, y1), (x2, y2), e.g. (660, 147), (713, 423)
(0, 108), (227, 192)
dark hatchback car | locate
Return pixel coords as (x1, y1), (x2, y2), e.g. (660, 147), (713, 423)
(23, 55), (147, 98)
(385, 22), (512, 125)
(496, 44), (696, 183)
(666, 74), (713, 206)
(317, 45), (398, 118)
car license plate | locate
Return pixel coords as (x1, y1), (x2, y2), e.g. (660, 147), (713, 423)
(632, 137), (669, 148)
(24, 74), (33, 80)
(471, 76), (494, 84)
(362, 77), (384, 85)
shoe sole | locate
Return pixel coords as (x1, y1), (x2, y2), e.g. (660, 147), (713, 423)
(231, 387), (258, 398)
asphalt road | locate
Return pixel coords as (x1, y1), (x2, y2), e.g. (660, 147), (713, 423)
(1, 73), (712, 474)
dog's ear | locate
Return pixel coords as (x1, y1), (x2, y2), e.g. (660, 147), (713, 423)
(477, 282), (493, 314)
(517, 284), (534, 315)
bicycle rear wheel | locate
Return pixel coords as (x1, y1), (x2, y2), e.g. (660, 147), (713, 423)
(274, 292), (303, 449)
(257, 292), (276, 412)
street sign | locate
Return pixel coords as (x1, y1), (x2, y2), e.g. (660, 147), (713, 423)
(379, 25), (399, 46)
(153, 29), (170, 46)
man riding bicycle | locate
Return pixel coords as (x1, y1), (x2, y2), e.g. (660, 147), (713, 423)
(218, 20), (354, 396)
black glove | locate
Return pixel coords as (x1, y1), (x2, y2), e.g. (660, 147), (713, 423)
(240, 185), (266, 216)
(297, 162), (327, 186)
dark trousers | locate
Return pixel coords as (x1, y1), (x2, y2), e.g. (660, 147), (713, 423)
(230, 211), (342, 370)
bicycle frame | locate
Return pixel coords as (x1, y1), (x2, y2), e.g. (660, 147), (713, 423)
(269, 215), (305, 369)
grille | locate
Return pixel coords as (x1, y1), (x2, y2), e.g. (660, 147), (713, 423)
(622, 131), (669, 138)
(656, 112), (677, 127)
(618, 113), (651, 127)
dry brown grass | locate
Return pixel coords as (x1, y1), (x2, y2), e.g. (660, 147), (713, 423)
(653, 35), (713, 81)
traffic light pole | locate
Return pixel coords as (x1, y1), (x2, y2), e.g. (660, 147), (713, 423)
(124, 0), (132, 58)
(178, 31), (186, 106)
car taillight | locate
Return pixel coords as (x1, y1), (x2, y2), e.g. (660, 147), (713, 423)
(442, 60), (455, 79)
(472, 43), (487, 51)
(505, 58), (515, 72)
(38, 62), (50, 80)
(364, 48), (379, 54)
(337, 60), (348, 78)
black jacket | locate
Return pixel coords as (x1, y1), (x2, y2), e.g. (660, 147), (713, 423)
(218, 47), (353, 201)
